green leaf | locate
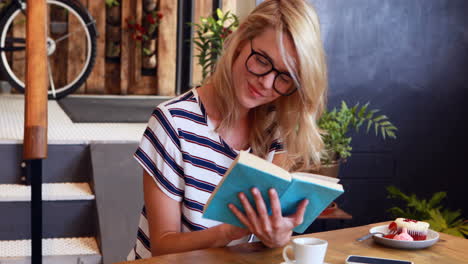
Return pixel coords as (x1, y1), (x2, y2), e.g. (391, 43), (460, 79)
(216, 8), (224, 20)
(379, 121), (392, 126)
(373, 115), (388, 122)
(358, 103), (369, 118)
(386, 130), (396, 138)
(428, 192), (447, 208)
(366, 120), (373, 132)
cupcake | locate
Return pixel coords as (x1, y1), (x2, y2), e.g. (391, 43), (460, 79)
(388, 218), (429, 240)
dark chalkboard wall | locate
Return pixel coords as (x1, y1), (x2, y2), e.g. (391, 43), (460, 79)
(309, 0), (468, 226)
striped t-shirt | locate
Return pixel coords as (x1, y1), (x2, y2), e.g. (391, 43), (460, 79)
(127, 88), (283, 260)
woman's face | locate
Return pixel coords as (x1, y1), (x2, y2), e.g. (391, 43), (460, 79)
(232, 27), (298, 112)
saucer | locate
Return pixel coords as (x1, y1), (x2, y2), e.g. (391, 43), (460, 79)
(281, 260), (329, 264)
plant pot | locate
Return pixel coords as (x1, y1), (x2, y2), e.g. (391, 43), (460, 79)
(143, 0), (157, 12)
(308, 161), (341, 178)
(317, 162), (340, 178)
(142, 55), (157, 69)
(106, 41), (121, 59)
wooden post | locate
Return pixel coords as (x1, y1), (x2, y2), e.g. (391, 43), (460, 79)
(70, 0), (88, 94)
(24, 2), (48, 263)
(157, 0), (177, 96)
(120, 0), (136, 95)
(128, 0), (143, 94)
(24, 0), (48, 160)
(86, 0), (106, 94)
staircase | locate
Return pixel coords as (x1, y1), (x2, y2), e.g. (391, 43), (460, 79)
(0, 144), (102, 264)
(0, 94), (147, 264)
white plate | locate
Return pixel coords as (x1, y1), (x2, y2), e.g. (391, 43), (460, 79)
(369, 225), (439, 249)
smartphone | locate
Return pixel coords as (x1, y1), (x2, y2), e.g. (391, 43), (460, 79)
(346, 255), (413, 264)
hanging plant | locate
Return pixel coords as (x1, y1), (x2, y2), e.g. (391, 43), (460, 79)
(126, 11), (163, 56)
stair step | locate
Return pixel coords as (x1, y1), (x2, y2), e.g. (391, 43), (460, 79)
(0, 183), (95, 202)
(0, 237), (100, 257)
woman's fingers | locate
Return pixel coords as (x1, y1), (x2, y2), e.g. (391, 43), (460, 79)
(291, 199), (309, 226)
(269, 188), (282, 219)
(251, 188), (271, 232)
(228, 203), (253, 230)
(237, 192), (261, 231)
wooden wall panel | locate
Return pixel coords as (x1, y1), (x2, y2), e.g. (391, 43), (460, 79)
(128, 0), (143, 94)
(49, 5), (68, 91)
(157, 0), (177, 96)
(2, 1), (218, 96)
(67, 9), (87, 94)
(120, 0), (134, 94)
(85, 0), (106, 94)
(222, 0), (237, 16)
(71, 0), (87, 94)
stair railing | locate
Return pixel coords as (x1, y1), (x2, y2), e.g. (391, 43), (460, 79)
(23, 1), (48, 263)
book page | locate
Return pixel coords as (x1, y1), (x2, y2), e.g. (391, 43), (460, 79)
(239, 151), (291, 181)
(291, 172), (343, 191)
(292, 172), (340, 183)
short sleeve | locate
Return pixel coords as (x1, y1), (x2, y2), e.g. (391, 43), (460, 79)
(134, 106), (185, 202)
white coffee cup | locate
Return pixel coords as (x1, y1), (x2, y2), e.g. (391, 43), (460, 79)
(282, 237), (328, 264)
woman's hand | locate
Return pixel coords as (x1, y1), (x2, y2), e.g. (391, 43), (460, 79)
(228, 188), (308, 248)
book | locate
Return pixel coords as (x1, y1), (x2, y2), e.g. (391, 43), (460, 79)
(202, 151), (344, 233)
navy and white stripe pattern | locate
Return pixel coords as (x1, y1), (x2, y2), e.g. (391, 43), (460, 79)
(128, 89), (283, 260)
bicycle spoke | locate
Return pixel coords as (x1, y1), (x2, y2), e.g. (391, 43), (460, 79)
(0, 46), (26, 52)
(6, 38), (26, 44)
(55, 20), (96, 44)
(47, 59), (56, 98)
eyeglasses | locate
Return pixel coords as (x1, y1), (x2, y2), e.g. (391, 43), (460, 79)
(245, 39), (298, 96)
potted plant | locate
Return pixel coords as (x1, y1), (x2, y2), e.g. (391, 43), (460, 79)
(314, 101), (397, 177)
(386, 185), (468, 238)
(190, 8), (239, 82)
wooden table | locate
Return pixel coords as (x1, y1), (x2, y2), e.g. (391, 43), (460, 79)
(117, 222), (468, 264)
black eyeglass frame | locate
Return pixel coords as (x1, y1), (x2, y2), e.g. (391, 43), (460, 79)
(244, 39), (298, 96)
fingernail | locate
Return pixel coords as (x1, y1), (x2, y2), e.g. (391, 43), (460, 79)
(251, 188), (258, 194)
(269, 188), (276, 195)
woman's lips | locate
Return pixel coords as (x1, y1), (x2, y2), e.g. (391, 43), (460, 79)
(247, 82), (264, 97)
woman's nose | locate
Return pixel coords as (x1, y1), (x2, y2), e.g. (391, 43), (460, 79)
(259, 72), (276, 89)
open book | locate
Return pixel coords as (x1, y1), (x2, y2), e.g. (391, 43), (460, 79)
(202, 151), (344, 233)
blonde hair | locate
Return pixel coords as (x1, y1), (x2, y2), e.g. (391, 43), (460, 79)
(207, 0), (328, 171)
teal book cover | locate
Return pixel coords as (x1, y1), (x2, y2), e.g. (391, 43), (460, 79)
(202, 162), (291, 228)
(280, 176), (344, 233)
(202, 151), (344, 233)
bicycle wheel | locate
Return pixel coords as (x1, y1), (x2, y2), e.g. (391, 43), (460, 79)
(0, 0), (97, 99)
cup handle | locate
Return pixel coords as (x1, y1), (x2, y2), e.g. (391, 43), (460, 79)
(282, 245), (294, 263)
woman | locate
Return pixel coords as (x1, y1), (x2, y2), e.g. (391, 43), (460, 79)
(128, 0), (328, 259)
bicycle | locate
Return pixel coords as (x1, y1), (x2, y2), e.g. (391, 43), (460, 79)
(0, 0), (98, 99)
